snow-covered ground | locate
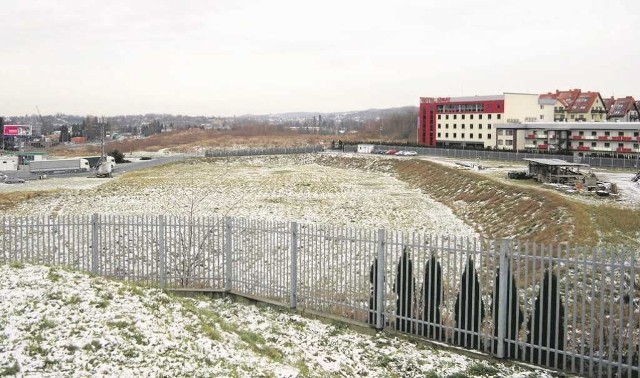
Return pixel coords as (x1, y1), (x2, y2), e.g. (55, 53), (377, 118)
(0, 263), (552, 377)
(4, 154), (478, 238)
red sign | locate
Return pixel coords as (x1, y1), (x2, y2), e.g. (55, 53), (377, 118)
(3, 125), (32, 136)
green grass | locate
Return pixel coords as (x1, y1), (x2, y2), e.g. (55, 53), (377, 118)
(0, 357), (20, 376)
(8, 261), (24, 269)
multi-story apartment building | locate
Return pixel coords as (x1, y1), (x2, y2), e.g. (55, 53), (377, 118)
(418, 89), (640, 157)
(418, 93), (542, 148)
(496, 122), (640, 157)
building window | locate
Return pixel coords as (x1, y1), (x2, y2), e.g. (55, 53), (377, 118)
(488, 114), (492, 120)
(634, 132), (639, 137)
(461, 133), (465, 138)
(540, 115), (544, 120)
(453, 133), (457, 138)
(437, 124), (441, 129)
(445, 133), (449, 138)
(453, 124), (457, 129)
(470, 124), (474, 129)
(619, 143), (624, 148)
(605, 143), (610, 147)
(479, 114), (483, 120)
(453, 115), (457, 120)
(591, 131), (597, 136)
(540, 105), (544, 110)
(571, 114), (575, 119)
(488, 124), (492, 129)
(506, 139), (513, 146)
(487, 134), (492, 139)
(506, 129), (513, 136)
(462, 114), (465, 120)
(446, 124), (449, 129)
(437, 133), (441, 138)
(470, 114), (474, 120)
(498, 140), (504, 145)
(579, 131), (584, 136)
(497, 114), (501, 120)
(478, 134), (483, 139)
(438, 114), (441, 120)
(619, 132), (624, 136)
(605, 131), (610, 136)
(579, 142), (584, 146)
(462, 124), (465, 129)
(634, 144), (639, 148)
(470, 133), (474, 139)
(498, 130), (504, 136)
(479, 125), (483, 130)
(591, 142), (597, 147)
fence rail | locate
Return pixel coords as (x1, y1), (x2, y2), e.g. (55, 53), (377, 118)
(204, 145), (324, 158)
(1, 214), (638, 377)
(351, 144), (640, 169)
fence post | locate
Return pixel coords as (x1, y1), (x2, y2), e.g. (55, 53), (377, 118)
(290, 222), (298, 309)
(496, 239), (511, 358)
(224, 217), (233, 292)
(91, 213), (99, 275)
(375, 228), (386, 329)
(158, 215), (166, 290)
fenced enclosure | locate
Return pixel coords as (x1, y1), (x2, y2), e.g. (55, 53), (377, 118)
(1, 214), (639, 377)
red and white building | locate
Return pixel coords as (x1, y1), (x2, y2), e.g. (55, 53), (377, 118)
(418, 93), (543, 148)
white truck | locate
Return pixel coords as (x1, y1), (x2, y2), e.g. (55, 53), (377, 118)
(29, 158), (91, 174)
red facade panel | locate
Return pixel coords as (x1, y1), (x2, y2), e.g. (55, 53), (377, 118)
(418, 96), (504, 146)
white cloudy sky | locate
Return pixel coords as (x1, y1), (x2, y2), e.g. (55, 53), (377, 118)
(1, 0), (638, 116)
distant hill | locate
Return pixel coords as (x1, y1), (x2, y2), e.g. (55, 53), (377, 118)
(238, 106), (418, 121)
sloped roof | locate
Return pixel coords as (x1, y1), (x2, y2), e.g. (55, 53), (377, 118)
(608, 96), (637, 118)
(567, 91), (600, 113)
(539, 89), (604, 113)
(603, 97), (616, 112)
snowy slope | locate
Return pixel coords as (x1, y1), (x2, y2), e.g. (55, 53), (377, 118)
(0, 263), (551, 377)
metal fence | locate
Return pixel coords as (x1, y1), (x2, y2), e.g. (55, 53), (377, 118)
(353, 144), (640, 169)
(1, 214), (638, 377)
(204, 145), (324, 158)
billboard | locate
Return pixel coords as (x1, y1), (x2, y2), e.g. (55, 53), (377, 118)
(3, 125), (32, 136)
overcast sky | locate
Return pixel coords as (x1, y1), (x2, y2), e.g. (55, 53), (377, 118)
(2, 0), (638, 117)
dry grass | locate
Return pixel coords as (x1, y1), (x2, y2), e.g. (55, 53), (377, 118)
(390, 159), (640, 246)
(0, 190), (59, 212)
(50, 129), (355, 157)
(312, 156), (639, 247)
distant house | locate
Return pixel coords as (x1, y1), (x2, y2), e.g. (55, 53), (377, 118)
(605, 96), (639, 122)
(539, 89), (607, 122)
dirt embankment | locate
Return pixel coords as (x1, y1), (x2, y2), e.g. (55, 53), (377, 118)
(315, 155), (640, 248)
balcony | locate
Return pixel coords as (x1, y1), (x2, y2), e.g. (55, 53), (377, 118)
(597, 136), (609, 141)
(576, 146), (590, 151)
(612, 136), (623, 141)
(571, 135), (582, 140)
(537, 144), (549, 150)
(616, 147), (633, 153)
(622, 136), (633, 141)
(526, 134), (536, 139)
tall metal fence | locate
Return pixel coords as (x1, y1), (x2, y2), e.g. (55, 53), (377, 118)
(1, 214), (638, 377)
(352, 144), (640, 169)
(204, 145), (324, 158)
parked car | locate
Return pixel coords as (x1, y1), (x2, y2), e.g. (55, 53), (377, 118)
(397, 150), (417, 156)
(2, 176), (25, 184)
(385, 149), (398, 155)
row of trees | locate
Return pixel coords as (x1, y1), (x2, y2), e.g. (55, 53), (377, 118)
(370, 250), (565, 367)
